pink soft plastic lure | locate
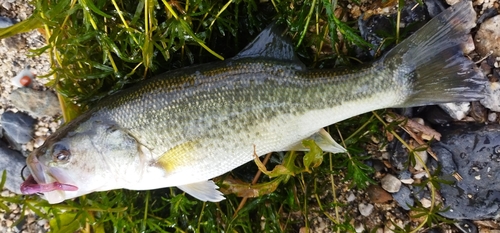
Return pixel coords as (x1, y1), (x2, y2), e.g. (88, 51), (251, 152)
(20, 175), (78, 194)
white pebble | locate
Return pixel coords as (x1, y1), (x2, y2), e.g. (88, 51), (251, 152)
(347, 192), (356, 202)
(36, 219), (47, 227)
(34, 137), (45, 148)
(413, 150), (427, 171)
(420, 198), (432, 208)
(381, 174), (402, 193)
(358, 203), (374, 216)
(488, 112), (497, 122)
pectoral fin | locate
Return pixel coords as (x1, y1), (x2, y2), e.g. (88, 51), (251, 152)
(177, 180), (226, 202)
(288, 129), (346, 153)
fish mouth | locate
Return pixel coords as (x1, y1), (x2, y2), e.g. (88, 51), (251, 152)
(21, 154), (78, 195)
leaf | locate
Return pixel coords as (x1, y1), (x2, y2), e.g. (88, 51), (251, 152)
(0, 170), (6, 190)
(346, 155), (375, 189)
(220, 176), (286, 198)
(80, 0), (112, 18)
(49, 212), (82, 233)
(254, 153), (294, 178)
(0, 16), (43, 40)
(333, 17), (373, 49)
(302, 139), (324, 172)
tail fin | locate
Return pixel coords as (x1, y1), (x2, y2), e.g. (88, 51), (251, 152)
(382, 1), (486, 107)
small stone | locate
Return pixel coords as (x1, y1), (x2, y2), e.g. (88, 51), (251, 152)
(1, 111), (36, 144)
(392, 185), (414, 210)
(1, 1), (11, 10)
(9, 88), (61, 118)
(36, 219), (47, 227)
(381, 174), (402, 193)
(1, 190), (10, 197)
(355, 222), (365, 233)
(347, 192), (356, 202)
(358, 203), (374, 217)
(461, 35), (475, 54)
(367, 184), (393, 203)
(481, 82), (500, 112)
(34, 137), (45, 148)
(25, 141), (34, 151)
(475, 15), (500, 57)
(8, 203), (18, 211)
(413, 149), (427, 171)
(488, 112), (497, 122)
(439, 102), (470, 120)
(398, 171), (414, 184)
(420, 198), (432, 208)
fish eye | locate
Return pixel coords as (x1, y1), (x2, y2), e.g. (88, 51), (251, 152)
(52, 143), (71, 162)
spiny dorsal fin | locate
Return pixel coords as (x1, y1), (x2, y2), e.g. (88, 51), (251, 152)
(232, 22), (305, 70)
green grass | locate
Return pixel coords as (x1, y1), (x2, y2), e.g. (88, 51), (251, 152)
(0, 0), (456, 232)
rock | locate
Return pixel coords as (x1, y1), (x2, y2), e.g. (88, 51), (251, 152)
(392, 185), (414, 210)
(480, 82), (500, 112)
(358, 203), (374, 217)
(431, 123), (500, 220)
(475, 15), (500, 57)
(0, 141), (29, 194)
(381, 174), (401, 193)
(0, 17), (14, 28)
(367, 185), (393, 203)
(1, 111), (36, 144)
(9, 88), (61, 118)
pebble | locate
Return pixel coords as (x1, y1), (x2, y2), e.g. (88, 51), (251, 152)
(33, 137), (45, 148)
(398, 171), (414, 185)
(475, 14), (500, 57)
(9, 88), (61, 118)
(380, 174), (401, 193)
(488, 112), (497, 122)
(358, 203), (374, 217)
(0, 141), (30, 194)
(439, 102), (470, 120)
(480, 82), (500, 112)
(367, 185), (393, 203)
(347, 192), (356, 202)
(392, 185), (414, 210)
(412, 148), (427, 171)
(1, 111), (36, 145)
(355, 223), (365, 233)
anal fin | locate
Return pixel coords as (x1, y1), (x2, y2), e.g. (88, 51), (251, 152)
(177, 180), (226, 202)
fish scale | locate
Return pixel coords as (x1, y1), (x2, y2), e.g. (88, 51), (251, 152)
(21, 1), (486, 204)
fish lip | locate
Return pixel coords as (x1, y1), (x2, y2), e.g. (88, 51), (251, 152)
(21, 155), (78, 195)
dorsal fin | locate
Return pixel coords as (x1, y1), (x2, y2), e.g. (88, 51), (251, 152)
(232, 22), (305, 70)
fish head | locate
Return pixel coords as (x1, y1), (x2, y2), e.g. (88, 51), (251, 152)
(21, 117), (141, 204)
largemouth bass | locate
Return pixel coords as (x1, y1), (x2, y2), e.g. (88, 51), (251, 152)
(21, 1), (485, 204)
